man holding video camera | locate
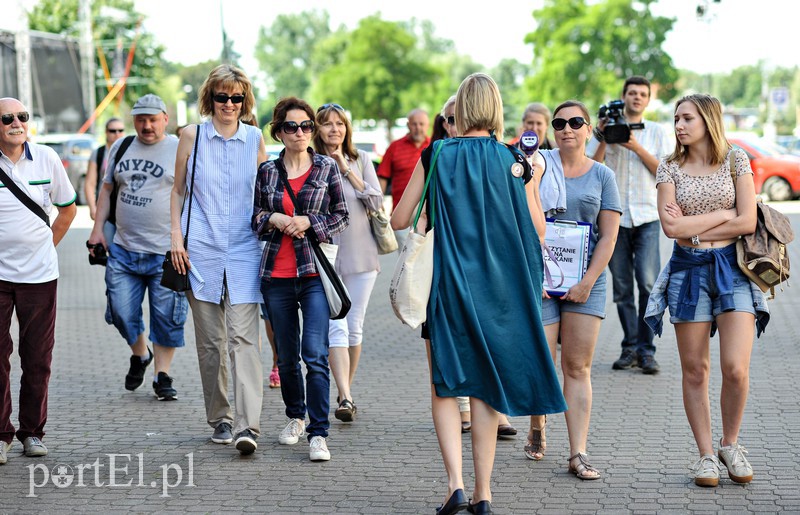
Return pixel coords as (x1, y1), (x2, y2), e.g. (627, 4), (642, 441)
(87, 94), (185, 400)
(587, 76), (671, 375)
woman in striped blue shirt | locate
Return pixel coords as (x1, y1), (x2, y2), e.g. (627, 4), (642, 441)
(169, 64), (267, 456)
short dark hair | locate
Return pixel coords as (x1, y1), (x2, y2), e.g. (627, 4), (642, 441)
(622, 76), (651, 97)
(269, 97), (315, 142)
(105, 117), (122, 129)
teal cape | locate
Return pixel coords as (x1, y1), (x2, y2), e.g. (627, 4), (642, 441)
(427, 137), (567, 417)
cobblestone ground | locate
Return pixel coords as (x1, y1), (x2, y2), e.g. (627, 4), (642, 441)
(2, 207), (800, 514)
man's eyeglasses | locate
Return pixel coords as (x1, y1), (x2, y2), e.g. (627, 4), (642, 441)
(317, 103), (344, 113)
(282, 120), (315, 134)
(213, 93), (245, 104)
(1, 112), (30, 125)
(107, 128), (124, 133)
(445, 115), (455, 126)
(551, 116), (588, 131)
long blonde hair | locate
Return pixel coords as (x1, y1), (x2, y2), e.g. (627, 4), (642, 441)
(667, 94), (729, 166)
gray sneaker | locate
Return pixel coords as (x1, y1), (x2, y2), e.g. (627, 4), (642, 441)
(211, 422), (233, 444)
(309, 436), (331, 461)
(718, 439), (753, 484)
(23, 437), (48, 457)
(235, 430), (258, 455)
(0, 440), (11, 464)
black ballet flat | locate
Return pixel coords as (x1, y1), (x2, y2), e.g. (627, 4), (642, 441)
(467, 500), (493, 514)
(436, 488), (469, 515)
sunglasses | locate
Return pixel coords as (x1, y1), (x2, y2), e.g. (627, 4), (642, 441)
(212, 93), (245, 104)
(1, 112), (30, 125)
(317, 103), (344, 113)
(446, 115), (455, 125)
(552, 117), (588, 131)
(107, 128), (124, 133)
(282, 120), (315, 134)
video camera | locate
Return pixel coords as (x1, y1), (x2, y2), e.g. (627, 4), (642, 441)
(597, 99), (644, 144)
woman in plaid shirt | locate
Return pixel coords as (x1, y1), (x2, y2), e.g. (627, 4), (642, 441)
(253, 97), (348, 462)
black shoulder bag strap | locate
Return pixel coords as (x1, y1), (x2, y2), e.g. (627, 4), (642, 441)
(180, 125), (201, 248)
(0, 165), (51, 227)
(95, 145), (106, 169)
(108, 135), (136, 225)
(274, 158), (319, 243)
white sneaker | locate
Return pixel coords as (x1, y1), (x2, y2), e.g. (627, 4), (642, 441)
(0, 440), (11, 465)
(718, 439), (753, 484)
(691, 454), (721, 487)
(309, 436), (330, 461)
(278, 418), (305, 445)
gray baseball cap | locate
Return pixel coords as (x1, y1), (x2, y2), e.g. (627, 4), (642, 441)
(131, 94), (167, 116)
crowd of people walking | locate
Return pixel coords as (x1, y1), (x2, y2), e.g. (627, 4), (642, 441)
(0, 63), (774, 513)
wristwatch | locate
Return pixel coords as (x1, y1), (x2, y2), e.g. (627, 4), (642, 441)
(691, 235), (700, 246)
(342, 167), (351, 178)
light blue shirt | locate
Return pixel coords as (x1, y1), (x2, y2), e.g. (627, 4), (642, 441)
(181, 121), (264, 304)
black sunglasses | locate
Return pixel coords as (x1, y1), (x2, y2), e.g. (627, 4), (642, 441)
(446, 115), (455, 125)
(282, 120), (315, 134)
(107, 128), (124, 133)
(1, 112), (30, 125)
(552, 117), (588, 131)
(212, 93), (245, 104)
(317, 103), (344, 113)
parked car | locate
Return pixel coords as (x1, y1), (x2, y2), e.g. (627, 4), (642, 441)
(728, 136), (800, 201)
(34, 133), (97, 205)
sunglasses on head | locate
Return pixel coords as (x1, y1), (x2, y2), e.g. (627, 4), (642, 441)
(317, 103), (344, 113)
(212, 93), (245, 104)
(282, 120), (315, 134)
(552, 117), (588, 131)
(446, 115), (455, 125)
(107, 128), (124, 133)
(1, 112), (30, 125)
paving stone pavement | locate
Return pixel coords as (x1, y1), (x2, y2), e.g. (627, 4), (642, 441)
(2, 206), (800, 514)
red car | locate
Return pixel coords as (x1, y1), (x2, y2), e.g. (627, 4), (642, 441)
(728, 136), (800, 201)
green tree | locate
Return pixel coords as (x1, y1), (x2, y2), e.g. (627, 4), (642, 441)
(525, 0), (677, 113)
(28, 0), (165, 106)
(312, 15), (432, 142)
(254, 10), (332, 102)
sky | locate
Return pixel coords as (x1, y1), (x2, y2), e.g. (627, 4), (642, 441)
(129, 0), (796, 76)
(5, 1), (798, 78)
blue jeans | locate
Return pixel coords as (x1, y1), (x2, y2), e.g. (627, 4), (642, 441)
(105, 242), (188, 347)
(262, 276), (330, 440)
(608, 221), (660, 356)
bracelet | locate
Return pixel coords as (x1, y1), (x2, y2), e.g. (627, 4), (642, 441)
(342, 167), (351, 178)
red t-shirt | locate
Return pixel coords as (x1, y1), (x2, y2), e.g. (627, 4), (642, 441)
(272, 167), (313, 278)
(377, 134), (430, 210)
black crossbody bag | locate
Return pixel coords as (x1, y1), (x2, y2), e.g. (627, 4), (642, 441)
(0, 165), (51, 227)
(160, 126), (199, 292)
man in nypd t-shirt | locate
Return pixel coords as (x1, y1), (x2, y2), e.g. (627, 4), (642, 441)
(87, 94), (186, 402)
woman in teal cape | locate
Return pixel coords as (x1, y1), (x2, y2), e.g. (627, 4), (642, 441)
(391, 73), (566, 515)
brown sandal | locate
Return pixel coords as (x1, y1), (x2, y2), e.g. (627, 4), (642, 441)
(568, 452), (601, 480)
(524, 415), (546, 461)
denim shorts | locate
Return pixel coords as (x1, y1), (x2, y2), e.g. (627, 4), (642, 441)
(541, 271), (607, 325)
(667, 246), (756, 324)
(104, 242), (188, 347)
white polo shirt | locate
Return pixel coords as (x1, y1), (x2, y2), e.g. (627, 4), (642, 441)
(0, 142), (76, 283)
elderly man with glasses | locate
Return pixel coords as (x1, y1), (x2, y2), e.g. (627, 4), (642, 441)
(0, 97), (77, 464)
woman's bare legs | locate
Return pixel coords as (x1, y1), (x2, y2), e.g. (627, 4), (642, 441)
(675, 322), (714, 456)
(426, 340), (464, 501)
(716, 312), (755, 447)
(470, 397), (500, 503)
